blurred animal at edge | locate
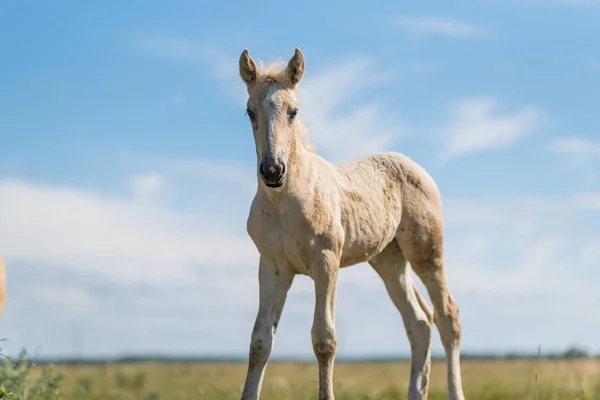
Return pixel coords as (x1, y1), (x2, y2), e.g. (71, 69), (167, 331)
(0, 256), (5, 318)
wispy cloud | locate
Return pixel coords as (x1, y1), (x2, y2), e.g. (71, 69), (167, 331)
(131, 35), (246, 105)
(572, 193), (600, 210)
(390, 16), (492, 38)
(134, 35), (210, 62)
(554, 0), (599, 4)
(23, 284), (95, 317)
(130, 173), (165, 200)
(439, 96), (543, 160)
(499, 0), (599, 6)
(549, 137), (600, 157)
(548, 137), (600, 184)
(297, 57), (410, 163)
(118, 152), (257, 193)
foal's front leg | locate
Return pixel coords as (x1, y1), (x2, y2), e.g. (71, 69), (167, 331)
(311, 250), (340, 400)
(241, 257), (294, 400)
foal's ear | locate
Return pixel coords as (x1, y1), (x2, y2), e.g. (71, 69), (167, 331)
(286, 48), (305, 86)
(239, 49), (259, 87)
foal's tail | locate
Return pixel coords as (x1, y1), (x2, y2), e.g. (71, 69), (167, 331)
(412, 282), (433, 322)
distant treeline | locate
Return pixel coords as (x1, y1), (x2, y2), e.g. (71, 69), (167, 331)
(18, 346), (597, 366)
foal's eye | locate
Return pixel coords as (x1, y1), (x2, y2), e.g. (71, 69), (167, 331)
(246, 108), (256, 122)
(289, 109), (298, 121)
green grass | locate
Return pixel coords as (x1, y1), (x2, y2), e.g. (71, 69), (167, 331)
(1, 351), (600, 399)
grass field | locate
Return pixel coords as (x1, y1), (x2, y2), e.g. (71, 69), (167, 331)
(3, 355), (600, 399)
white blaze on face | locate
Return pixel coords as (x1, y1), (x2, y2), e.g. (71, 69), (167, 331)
(262, 84), (283, 156)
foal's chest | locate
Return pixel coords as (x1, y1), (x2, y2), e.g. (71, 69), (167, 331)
(247, 210), (313, 276)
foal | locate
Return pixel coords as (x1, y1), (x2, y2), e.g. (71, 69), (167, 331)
(238, 48), (465, 400)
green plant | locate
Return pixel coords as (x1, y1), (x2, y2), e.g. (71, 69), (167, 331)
(0, 349), (64, 400)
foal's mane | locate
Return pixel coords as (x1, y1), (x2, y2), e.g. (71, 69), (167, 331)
(257, 60), (288, 81)
(254, 60), (315, 152)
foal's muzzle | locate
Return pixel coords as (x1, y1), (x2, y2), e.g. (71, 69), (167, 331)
(259, 158), (286, 188)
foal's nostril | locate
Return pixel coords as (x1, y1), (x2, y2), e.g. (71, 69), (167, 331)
(259, 163), (267, 178)
(278, 163), (286, 180)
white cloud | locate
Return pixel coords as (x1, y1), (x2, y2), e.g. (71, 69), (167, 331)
(118, 152), (257, 193)
(130, 173), (165, 199)
(572, 193), (600, 210)
(438, 194), (600, 342)
(132, 35), (233, 76)
(500, 0), (599, 6)
(439, 96), (543, 160)
(549, 137), (600, 156)
(23, 284), (95, 316)
(554, 0), (599, 4)
(548, 137), (600, 184)
(390, 16), (491, 38)
(0, 175), (258, 286)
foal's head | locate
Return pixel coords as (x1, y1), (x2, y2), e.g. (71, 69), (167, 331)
(238, 48), (305, 189)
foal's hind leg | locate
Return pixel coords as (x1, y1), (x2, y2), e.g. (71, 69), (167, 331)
(369, 241), (433, 400)
(398, 211), (465, 400)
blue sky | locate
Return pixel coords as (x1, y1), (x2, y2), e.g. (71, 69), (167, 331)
(1, 0), (600, 359)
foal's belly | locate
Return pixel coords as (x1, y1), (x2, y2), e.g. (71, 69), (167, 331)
(339, 212), (401, 268)
(339, 230), (397, 267)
